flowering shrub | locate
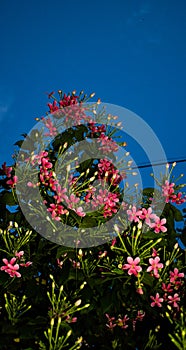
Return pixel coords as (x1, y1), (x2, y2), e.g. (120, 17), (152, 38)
(0, 90), (185, 349)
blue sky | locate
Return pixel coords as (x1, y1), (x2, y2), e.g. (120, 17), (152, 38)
(0, 0), (186, 184)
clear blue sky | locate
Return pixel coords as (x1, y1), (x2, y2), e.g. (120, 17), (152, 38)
(0, 0), (186, 182)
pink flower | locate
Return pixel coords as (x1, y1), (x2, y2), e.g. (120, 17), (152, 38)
(105, 314), (117, 330)
(169, 268), (184, 283)
(84, 186), (96, 203)
(40, 157), (53, 170)
(15, 251), (24, 259)
(117, 314), (129, 329)
(102, 192), (119, 218)
(59, 93), (79, 108)
(57, 258), (63, 269)
(89, 122), (106, 135)
(43, 117), (57, 137)
(1, 162), (12, 177)
(139, 207), (157, 225)
(135, 310), (145, 321)
(97, 133), (118, 153)
(27, 181), (39, 188)
(28, 151), (48, 165)
(54, 185), (68, 203)
(66, 194), (80, 208)
(171, 192), (186, 205)
(98, 158), (112, 174)
(48, 177), (58, 191)
(73, 207), (86, 217)
(111, 238), (117, 247)
(123, 257), (142, 276)
(20, 261), (32, 267)
(150, 293), (163, 307)
(162, 180), (175, 203)
(47, 203), (68, 221)
(6, 175), (18, 188)
(0, 257), (21, 278)
(168, 293), (180, 308)
(136, 287), (144, 295)
(150, 217), (167, 233)
(162, 283), (173, 293)
(98, 251), (107, 259)
(66, 315), (77, 323)
(127, 206), (142, 223)
(147, 257), (164, 278)
(48, 100), (59, 113)
(152, 248), (158, 257)
(91, 189), (107, 208)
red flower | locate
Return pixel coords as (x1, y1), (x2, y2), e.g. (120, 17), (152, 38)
(171, 192), (186, 204)
(48, 100), (59, 113)
(6, 175), (18, 188)
(150, 293), (163, 307)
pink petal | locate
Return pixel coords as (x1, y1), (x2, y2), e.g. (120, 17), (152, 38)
(127, 257), (133, 264)
(147, 266), (152, 272)
(154, 257), (160, 263)
(134, 257), (140, 265)
(2, 258), (8, 265)
(10, 257), (17, 265)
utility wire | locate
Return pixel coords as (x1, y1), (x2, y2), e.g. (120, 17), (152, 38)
(131, 158), (186, 170)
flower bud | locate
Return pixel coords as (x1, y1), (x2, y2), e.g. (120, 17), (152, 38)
(74, 299), (82, 307)
(50, 318), (54, 326)
(90, 92), (95, 98)
(67, 330), (72, 337)
(78, 249), (83, 257)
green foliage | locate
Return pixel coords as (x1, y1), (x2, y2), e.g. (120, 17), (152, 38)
(0, 89), (185, 349)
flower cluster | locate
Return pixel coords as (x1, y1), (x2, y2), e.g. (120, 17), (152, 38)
(127, 206), (167, 233)
(105, 310), (145, 331)
(1, 162), (18, 188)
(47, 92), (79, 113)
(0, 251), (32, 278)
(162, 180), (186, 204)
(97, 158), (125, 186)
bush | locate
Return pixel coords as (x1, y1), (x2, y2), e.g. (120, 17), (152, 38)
(0, 90), (185, 349)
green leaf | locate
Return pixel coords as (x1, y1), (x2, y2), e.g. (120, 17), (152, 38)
(80, 216), (98, 228)
(143, 188), (155, 196)
(56, 246), (75, 258)
(142, 231), (160, 240)
(14, 140), (24, 147)
(142, 272), (154, 286)
(0, 191), (17, 205)
(170, 204), (183, 222)
(180, 227), (186, 246)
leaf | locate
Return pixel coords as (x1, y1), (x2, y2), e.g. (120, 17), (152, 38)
(0, 191), (17, 206)
(142, 231), (160, 240)
(142, 272), (154, 287)
(80, 216), (98, 228)
(143, 188), (155, 196)
(180, 227), (186, 246)
(14, 140), (24, 147)
(56, 246), (75, 258)
(170, 204), (183, 222)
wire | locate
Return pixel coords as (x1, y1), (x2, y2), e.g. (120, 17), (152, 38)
(131, 158), (186, 170)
